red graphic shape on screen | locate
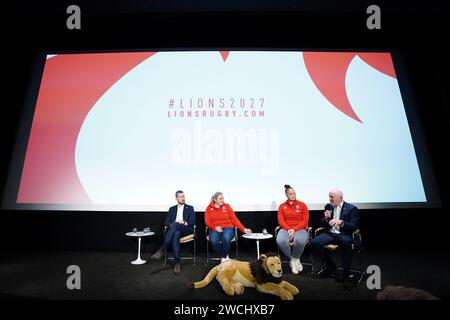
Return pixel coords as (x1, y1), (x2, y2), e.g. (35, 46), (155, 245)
(303, 52), (397, 123)
(358, 53), (397, 79)
(17, 52), (156, 204)
(220, 51), (230, 62)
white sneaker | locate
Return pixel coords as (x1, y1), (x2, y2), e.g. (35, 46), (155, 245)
(290, 258), (299, 274)
(296, 259), (303, 273)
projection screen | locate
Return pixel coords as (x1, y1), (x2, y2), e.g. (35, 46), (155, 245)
(2, 50), (440, 211)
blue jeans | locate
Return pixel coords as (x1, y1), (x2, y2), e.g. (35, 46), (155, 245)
(209, 227), (235, 258)
(163, 223), (192, 263)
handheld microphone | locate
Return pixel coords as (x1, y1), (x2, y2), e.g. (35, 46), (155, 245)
(324, 203), (333, 220)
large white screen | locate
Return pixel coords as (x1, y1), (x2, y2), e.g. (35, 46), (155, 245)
(13, 51), (427, 211)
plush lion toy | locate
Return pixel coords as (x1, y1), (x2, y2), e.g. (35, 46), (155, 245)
(188, 252), (299, 300)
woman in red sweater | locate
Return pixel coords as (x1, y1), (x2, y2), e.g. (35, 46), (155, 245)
(277, 184), (309, 274)
(205, 192), (252, 261)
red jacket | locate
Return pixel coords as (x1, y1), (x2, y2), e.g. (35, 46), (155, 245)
(278, 200), (309, 231)
(204, 202), (245, 232)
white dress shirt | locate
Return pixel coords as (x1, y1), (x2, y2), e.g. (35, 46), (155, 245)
(176, 204), (184, 223)
(330, 201), (344, 234)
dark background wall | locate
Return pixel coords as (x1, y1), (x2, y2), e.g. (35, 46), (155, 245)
(1, 0), (449, 253)
(1, 208), (445, 253)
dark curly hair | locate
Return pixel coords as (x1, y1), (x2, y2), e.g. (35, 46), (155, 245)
(284, 184), (294, 194)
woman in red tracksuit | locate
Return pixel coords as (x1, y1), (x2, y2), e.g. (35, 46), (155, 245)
(277, 184), (310, 274)
(205, 192), (252, 261)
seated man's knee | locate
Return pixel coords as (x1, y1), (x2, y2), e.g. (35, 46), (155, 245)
(172, 223), (183, 231)
(310, 238), (320, 248)
(339, 237), (352, 249)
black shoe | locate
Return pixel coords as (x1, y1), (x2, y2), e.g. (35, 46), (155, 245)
(315, 262), (338, 279)
(315, 267), (332, 279)
(330, 269), (345, 282)
(343, 276), (354, 290)
(173, 263), (181, 275)
(151, 248), (163, 260)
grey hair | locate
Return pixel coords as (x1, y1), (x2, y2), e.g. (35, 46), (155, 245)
(329, 189), (343, 199)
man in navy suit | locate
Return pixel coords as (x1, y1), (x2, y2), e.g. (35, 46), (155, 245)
(311, 189), (360, 290)
(151, 190), (195, 275)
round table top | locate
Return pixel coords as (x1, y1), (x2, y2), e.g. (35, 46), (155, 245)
(125, 231), (155, 237)
(243, 233), (273, 240)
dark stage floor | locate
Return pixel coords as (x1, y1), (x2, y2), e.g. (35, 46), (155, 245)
(0, 249), (448, 300)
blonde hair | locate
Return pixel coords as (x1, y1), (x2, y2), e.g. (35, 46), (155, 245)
(211, 192), (223, 203)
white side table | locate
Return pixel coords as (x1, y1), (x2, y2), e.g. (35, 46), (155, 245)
(243, 233), (273, 259)
(125, 231), (155, 265)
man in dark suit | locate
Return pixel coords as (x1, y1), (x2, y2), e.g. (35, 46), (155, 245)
(151, 190), (195, 275)
(311, 189), (360, 290)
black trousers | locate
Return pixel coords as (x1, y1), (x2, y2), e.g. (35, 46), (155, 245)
(311, 231), (353, 275)
(163, 223), (192, 263)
